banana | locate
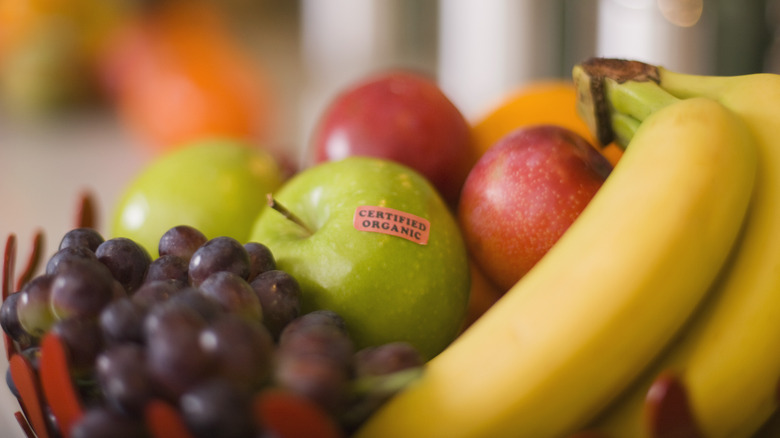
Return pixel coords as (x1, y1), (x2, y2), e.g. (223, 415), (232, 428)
(353, 91), (758, 435)
(573, 59), (780, 438)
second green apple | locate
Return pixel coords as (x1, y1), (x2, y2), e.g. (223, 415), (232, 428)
(250, 157), (470, 360)
(112, 139), (284, 256)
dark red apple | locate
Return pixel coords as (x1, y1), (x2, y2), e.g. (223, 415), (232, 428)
(458, 125), (612, 292)
(309, 70), (476, 207)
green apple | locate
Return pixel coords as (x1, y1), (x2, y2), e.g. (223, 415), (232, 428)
(112, 139), (284, 257)
(249, 157), (470, 360)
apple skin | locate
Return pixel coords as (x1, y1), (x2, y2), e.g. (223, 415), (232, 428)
(111, 139), (285, 257)
(458, 125), (612, 292)
(309, 70), (476, 207)
(249, 157), (470, 360)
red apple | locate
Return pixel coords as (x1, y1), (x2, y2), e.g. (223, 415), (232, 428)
(458, 125), (612, 292)
(309, 70), (476, 207)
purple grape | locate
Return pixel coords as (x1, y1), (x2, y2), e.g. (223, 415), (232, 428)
(0, 291), (34, 348)
(279, 323), (354, 368)
(274, 351), (351, 414)
(16, 274), (56, 338)
(165, 288), (224, 323)
(199, 314), (274, 388)
(158, 225), (207, 262)
(43, 405), (59, 435)
(99, 297), (147, 345)
(179, 379), (256, 438)
(110, 279), (129, 301)
(51, 317), (105, 378)
(144, 254), (189, 285)
(49, 259), (116, 321)
(198, 271), (262, 321)
(279, 310), (349, 345)
(131, 279), (185, 308)
(188, 236), (250, 286)
(341, 345), (424, 433)
(244, 242), (276, 281)
(250, 270), (301, 339)
(46, 246), (99, 275)
(144, 302), (213, 400)
(274, 313), (354, 414)
(59, 228), (105, 252)
(353, 342), (423, 377)
(69, 406), (148, 438)
(96, 344), (155, 415)
(96, 238), (152, 294)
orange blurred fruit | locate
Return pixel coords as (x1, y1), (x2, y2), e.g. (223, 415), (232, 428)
(98, 0), (274, 152)
(0, 0), (127, 64)
(461, 259), (504, 330)
(471, 81), (623, 166)
(0, 0), (43, 59)
(0, 0), (128, 114)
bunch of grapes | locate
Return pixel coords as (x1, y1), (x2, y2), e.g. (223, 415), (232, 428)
(0, 225), (423, 438)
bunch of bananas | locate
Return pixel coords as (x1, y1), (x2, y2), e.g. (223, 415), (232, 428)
(352, 59), (780, 438)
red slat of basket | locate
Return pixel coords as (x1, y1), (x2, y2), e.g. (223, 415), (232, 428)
(75, 191), (97, 230)
(645, 371), (704, 438)
(14, 411), (36, 438)
(145, 399), (196, 438)
(9, 353), (50, 438)
(3, 323), (15, 371)
(3, 234), (16, 301)
(15, 230), (44, 291)
(252, 388), (344, 438)
(3, 234), (17, 360)
(40, 333), (84, 438)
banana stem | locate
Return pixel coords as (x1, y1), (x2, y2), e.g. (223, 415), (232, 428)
(611, 113), (642, 148)
(573, 58), (681, 149)
(604, 79), (679, 125)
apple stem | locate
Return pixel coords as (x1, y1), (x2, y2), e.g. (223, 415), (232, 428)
(266, 194), (314, 235)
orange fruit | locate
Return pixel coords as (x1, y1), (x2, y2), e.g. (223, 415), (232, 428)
(98, 0), (274, 152)
(0, 0), (127, 62)
(461, 259), (504, 330)
(471, 81), (623, 166)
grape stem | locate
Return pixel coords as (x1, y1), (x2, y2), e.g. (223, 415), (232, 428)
(266, 194), (314, 236)
(350, 367), (424, 397)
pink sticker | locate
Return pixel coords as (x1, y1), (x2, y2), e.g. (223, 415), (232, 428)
(353, 206), (430, 245)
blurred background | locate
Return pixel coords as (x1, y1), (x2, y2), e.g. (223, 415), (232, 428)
(0, 0), (776, 433)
